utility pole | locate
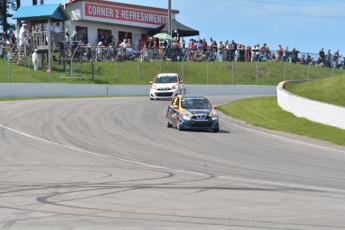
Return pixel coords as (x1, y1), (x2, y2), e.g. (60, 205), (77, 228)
(168, 0), (171, 36)
(39, 0), (44, 68)
(16, 0), (21, 33)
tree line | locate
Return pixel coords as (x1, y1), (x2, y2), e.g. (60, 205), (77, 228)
(0, 0), (44, 32)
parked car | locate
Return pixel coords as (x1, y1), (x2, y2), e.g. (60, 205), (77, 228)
(149, 73), (186, 100)
(166, 94), (220, 132)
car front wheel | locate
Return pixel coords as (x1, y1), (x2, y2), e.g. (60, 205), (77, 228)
(213, 127), (220, 133)
(177, 119), (183, 131)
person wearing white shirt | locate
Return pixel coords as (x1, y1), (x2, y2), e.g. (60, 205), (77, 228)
(119, 39), (127, 55)
(120, 39), (127, 49)
(97, 41), (103, 62)
(53, 22), (61, 33)
(179, 37), (186, 49)
(19, 23), (28, 47)
(32, 49), (39, 70)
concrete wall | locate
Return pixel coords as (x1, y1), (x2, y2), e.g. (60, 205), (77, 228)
(0, 84), (277, 98)
(277, 81), (345, 130)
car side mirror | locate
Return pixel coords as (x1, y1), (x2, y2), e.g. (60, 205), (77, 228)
(180, 80), (184, 83)
(213, 105), (218, 109)
(149, 81), (153, 84)
(173, 105), (178, 109)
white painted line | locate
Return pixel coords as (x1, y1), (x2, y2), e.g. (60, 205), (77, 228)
(0, 124), (111, 158)
(220, 118), (345, 154)
(218, 175), (345, 193)
(1, 124), (345, 194)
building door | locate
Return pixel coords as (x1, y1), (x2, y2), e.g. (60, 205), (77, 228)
(97, 29), (113, 45)
(76, 26), (87, 43)
(118, 31), (132, 43)
(141, 34), (148, 47)
(133, 34), (140, 50)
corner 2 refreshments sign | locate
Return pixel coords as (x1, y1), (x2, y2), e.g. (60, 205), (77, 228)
(85, 3), (168, 25)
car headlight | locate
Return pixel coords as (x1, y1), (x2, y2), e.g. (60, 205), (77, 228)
(170, 84), (178, 90)
(181, 109), (192, 118)
(151, 84), (158, 90)
(209, 109), (218, 118)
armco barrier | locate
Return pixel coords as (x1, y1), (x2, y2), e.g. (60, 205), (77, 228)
(0, 84), (277, 98)
(277, 81), (345, 130)
(0, 84), (108, 98)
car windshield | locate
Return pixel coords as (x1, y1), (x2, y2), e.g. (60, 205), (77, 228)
(154, 75), (178, 84)
(181, 98), (211, 109)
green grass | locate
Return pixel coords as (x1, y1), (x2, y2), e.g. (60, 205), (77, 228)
(218, 96), (345, 146)
(285, 74), (345, 107)
(1, 52), (343, 85)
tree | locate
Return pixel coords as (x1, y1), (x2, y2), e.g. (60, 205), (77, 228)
(0, 0), (17, 32)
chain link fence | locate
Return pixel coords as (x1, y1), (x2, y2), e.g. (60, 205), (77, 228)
(1, 44), (344, 84)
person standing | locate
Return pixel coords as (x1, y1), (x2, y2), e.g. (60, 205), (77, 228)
(326, 49), (332, 67)
(333, 50), (341, 68)
(70, 31), (78, 50)
(202, 38), (207, 54)
(97, 42), (103, 62)
(32, 49), (39, 70)
(0, 31), (8, 57)
(278, 44), (284, 61)
(171, 42), (178, 62)
(19, 23), (28, 48)
(107, 31), (114, 45)
(98, 31), (105, 45)
(284, 46), (290, 62)
(80, 33), (87, 45)
(179, 37), (186, 49)
(229, 40), (237, 61)
(217, 41), (223, 60)
(245, 45), (251, 62)
(53, 22), (61, 33)
(318, 48), (325, 65)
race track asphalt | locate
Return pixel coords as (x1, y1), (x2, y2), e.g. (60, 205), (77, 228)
(1, 96), (345, 230)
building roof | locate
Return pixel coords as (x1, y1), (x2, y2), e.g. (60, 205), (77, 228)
(148, 19), (199, 37)
(12, 4), (71, 22)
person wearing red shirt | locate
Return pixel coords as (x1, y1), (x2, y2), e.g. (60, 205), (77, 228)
(202, 38), (207, 54)
(245, 45), (251, 62)
(261, 43), (267, 58)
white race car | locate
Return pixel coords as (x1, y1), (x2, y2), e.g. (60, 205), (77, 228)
(149, 73), (186, 100)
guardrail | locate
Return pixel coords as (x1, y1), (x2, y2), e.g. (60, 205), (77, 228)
(0, 84), (277, 98)
(277, 81), (345, 130)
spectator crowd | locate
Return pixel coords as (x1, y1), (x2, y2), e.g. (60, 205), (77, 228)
(0, 23), (343, 69)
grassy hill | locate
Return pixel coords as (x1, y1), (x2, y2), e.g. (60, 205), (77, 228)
(1, 53), (343, 85)
(218, 96), (345, 145)
(285, 74), (345, 107)
(218, 74), (345, 145)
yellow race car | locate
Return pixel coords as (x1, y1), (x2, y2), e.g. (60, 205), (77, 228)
(166, 94), (220, 132)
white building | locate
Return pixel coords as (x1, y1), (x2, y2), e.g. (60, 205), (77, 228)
(64, 0), (179, 48)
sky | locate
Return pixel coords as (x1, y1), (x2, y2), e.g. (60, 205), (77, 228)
(9, 0), (345, 55)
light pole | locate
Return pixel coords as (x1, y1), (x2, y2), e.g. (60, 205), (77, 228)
(168, 0), (171, 36)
